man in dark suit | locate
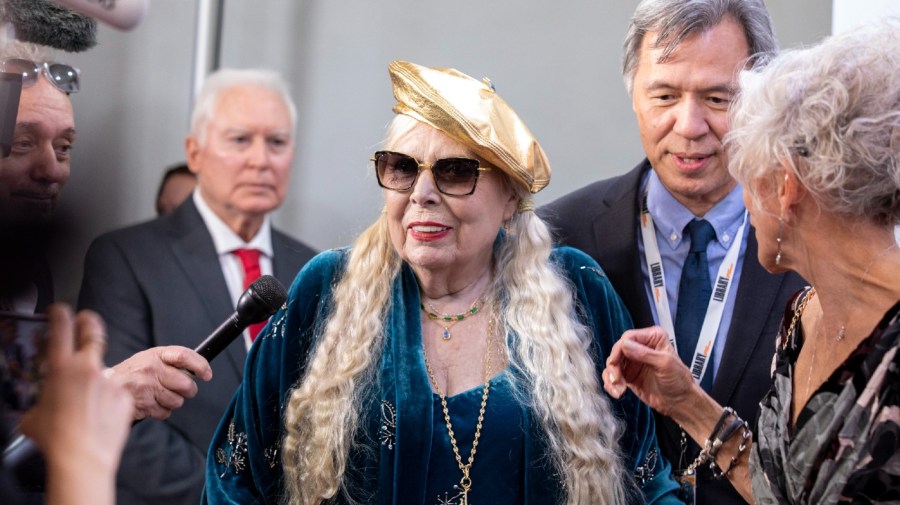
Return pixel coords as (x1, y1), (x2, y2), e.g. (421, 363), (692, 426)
(541, 1), (805, 504)
(78, 68), (316, 505)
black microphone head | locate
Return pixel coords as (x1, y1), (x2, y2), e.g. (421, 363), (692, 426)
(1, 0), (97, 52)
(235, 275), (287, 324)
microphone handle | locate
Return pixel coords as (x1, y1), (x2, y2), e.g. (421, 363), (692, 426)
(193, 313), (243, 361)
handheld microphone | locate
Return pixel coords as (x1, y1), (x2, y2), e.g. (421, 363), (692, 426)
(2, 275), (287, 480)
(194, 274), (287, 360)
(53, 0), (148, 31)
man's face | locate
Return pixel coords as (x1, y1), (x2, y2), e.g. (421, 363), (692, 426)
(186, 84), (293, 231)
(0, 77), (74, 224)
(631, 17), (750, 216)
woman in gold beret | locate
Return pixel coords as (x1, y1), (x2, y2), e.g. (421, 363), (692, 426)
(204, 61), (680, 505)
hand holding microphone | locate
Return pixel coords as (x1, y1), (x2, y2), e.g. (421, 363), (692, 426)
(3, 275), (287, 474)
(104, 274), (287, 420)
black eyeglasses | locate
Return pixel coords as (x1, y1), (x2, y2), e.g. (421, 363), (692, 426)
(371, 151), (493, 196)
(0, 58), (80, 94)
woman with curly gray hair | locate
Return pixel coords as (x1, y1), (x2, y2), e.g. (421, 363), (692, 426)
(604, 18), (900, 504)
(203, 61), (681, 505)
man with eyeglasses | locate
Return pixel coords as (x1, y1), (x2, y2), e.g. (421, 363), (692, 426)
(0, 39), (217, 503)
(541, 1), (805, 504)
(0, 41), (78, 313)
(78, 68), (316, 505)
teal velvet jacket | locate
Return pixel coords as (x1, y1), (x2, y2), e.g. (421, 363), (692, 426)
(203, 246), (681, 504)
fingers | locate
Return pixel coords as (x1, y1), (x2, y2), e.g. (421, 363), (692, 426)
(136, 388), (185, 421)
(158, 346), (212, 382)
(74, 310), (108, 366)
(44, 304), (76, 369)
(110, 346), (210, 421)
(603, 366), (626, 399)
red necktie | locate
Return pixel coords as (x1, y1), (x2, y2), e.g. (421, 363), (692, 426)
(233, 248), (265, 340)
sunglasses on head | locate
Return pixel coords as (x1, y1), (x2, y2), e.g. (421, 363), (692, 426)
(0, 58), (80, 94)
(371, 150), (493, 196)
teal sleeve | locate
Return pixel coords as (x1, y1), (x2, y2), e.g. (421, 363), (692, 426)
(203, 250), (346, 504)
(554, 246), (684, 505)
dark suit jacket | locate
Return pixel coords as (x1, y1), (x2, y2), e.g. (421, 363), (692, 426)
(77, 198), (316, 505)
(540, 160), (806, 505)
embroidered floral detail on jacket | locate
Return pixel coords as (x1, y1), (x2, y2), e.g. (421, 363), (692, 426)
(265, 304), (289, 339)
(378, 400), (396, 450)
(264, 445), (279, 469)
(634, 447), (659, 485)
(215, 420), (249, 477)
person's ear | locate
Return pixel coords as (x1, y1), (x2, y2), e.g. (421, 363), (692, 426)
(777, 168), (804, 219)
(184, 136), (202, 175)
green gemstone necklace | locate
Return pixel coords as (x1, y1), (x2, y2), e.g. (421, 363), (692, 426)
(421, 294), (484, 340)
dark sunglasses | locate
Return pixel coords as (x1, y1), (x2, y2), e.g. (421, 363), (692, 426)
(371, 150), (493, 196)
(0, 58), (80, 94)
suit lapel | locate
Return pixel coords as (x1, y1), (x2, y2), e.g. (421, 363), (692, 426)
(168, 200), (246, 377)
(271, 230), (295, 283)
(711, 230), (783, 404)
(593, 162), (656, 328)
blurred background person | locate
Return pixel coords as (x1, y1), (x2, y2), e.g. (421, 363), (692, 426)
(79, 68), (317, 505)
(604, 18), (900, 504)
(0, 36), (214, 500)
(0, 40), (76, 314)
(155, 162), (196, 216)
(204, 60), (680, 505)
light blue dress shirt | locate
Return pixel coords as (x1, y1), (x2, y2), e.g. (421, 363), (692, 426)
(637, 171), (749, 379)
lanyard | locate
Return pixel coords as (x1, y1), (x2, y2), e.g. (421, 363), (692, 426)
(639, 192), (748, 382)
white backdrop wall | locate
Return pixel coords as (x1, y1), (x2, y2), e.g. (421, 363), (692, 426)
(54, 0), (832, 303)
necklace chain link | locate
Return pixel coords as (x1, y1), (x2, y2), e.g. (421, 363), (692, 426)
(421, 294), (484, 341)
(423, 317), (495, 501)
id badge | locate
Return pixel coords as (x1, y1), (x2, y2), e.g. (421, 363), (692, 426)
(675, 470), (696, 505)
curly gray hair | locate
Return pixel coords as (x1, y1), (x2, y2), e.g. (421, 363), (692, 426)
(622, 0), (777, 95)
(727, 18), (900, 226)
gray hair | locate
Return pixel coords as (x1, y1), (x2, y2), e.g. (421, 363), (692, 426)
(727, 18), (900, 226)
(622, 0), (777, 95)
(1, 40), (52, 61)
(189, 68), (297, 146)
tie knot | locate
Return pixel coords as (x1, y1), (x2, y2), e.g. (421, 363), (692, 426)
(233, 248), (261, 268)
(233, 248), (260, 260)
(685, 219), (715, 253)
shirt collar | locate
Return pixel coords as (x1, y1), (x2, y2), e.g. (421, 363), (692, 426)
(192, 190), (273, 257)
(645, 171), (746, 249)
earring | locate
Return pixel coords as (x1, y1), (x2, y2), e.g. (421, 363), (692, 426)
(775, 217), (784, 265)
(503, 220), (511, 235)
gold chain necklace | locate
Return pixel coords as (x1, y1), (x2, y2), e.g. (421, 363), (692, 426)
(423, 317), (495, 505)
(786, 288), (844, 408)
(421, 294), (484, 341)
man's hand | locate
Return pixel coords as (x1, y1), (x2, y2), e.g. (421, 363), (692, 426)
(105, 346), (213, 421)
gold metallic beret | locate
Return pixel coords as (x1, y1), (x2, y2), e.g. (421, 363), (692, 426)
(388, 60), (551, 193)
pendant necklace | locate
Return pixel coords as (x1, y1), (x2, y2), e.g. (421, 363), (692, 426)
(423, 317), (495, 505)
(421, 294), (484, 340)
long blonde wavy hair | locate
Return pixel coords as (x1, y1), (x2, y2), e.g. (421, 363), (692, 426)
(281, 115), (628, 505)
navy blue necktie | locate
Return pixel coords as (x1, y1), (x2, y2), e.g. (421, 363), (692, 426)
(674, 219), (716, 389)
